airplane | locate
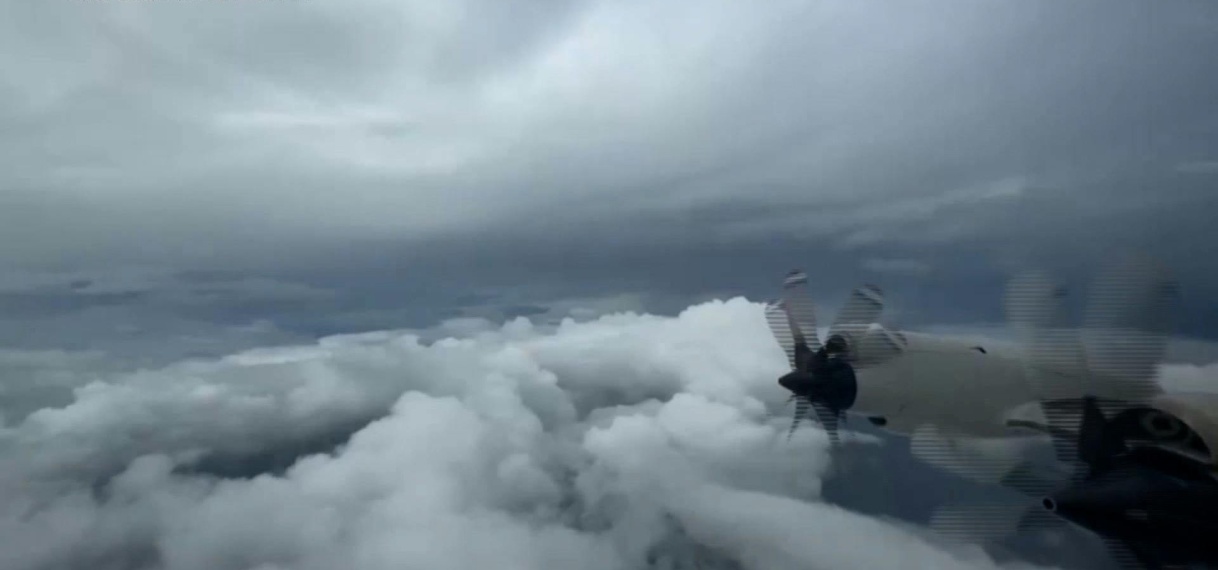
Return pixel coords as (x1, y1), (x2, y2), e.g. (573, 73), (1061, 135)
(765, 268), (1053, 443)
(766, 258), (1218, 568)
(765, 259), (1217, 458)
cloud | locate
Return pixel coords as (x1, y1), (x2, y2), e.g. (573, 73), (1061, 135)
(2, 0), (1216, 280)
(0, 269), (338, 372)
(3, 0), (1218, 348)
(1158, 361), (1218, 394)
(0, 269), (334, 303)
(1174, 160), (1218, 175)
(0, 298), (1063, 570)
(862, 258), (933, 276)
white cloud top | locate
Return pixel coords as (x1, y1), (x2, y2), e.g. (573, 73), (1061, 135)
(0, 298), (1073, 570)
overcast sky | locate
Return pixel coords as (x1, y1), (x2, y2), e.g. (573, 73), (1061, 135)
(2, 1), (1217, 569)
(2, 0), (1217, 361)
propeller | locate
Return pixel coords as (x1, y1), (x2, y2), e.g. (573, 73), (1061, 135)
(1021, 256), (1178, 474)
(930, 256), (1211, 569)
(764, 270), (893, 445)
(1035, 395), (1218, 569)
(1033, 259), (1205, 569)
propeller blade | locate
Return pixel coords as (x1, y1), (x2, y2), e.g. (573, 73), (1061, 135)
(910, 425), (1035, 487)
(1005, 271), (1088, 399)
(1076, 396), (1125, 475)
(828, 284), (884, 354)
(999, 459), (1070, 498)
(852, 326), (906, 367)
(1005, 270), (1066, 335)
(930, 501), (1032, 546)
(782, 270), (820, 353)
(925, 439), (1071, 546)
(787, 396), (810, 441)
(1005, 270), (1090, 464)
(1028, 326), (1090, 456)
(1081, 256), (1177, 405)
(765, 300), (797, 371)
(1102, 537), (1161, 570)
(1014, 507), (1066, 534)
(787, 398), (842, 445)
(811, 402), (840, 446)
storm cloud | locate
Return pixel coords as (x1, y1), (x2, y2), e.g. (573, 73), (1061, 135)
(2, 0), (1217, 324)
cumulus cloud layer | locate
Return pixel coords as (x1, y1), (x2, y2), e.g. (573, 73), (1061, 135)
(1, 298), (1072, 570)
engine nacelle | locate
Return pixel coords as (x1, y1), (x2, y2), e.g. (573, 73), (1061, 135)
(1118, 392), (1218, 468)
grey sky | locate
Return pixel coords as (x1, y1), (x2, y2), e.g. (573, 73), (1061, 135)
(4, 1), (1217, 295)
(3, 0), (1218, 360)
